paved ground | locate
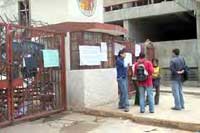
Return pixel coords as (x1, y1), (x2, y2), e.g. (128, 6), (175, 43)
(160, 85), (200, 95)
(0, 113), (192, 133)
(1, 87), (200, 132)
(91, 93), (200, 124)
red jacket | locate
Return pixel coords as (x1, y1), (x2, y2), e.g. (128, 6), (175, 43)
(134, 59), (154, 87)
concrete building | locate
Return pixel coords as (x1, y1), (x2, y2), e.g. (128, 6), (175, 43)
(104, 0), (200, 86)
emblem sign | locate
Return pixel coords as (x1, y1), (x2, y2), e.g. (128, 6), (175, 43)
(77, 0), (97, 17)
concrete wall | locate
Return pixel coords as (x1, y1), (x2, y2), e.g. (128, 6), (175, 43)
(30, 0), (68, 24)
(67, 69), (118, 109)
(0, 0), (103, 24)
(154, 39), (200, 86)
(196, 2), (200, 81)
(175, 0), (196, 11)
(31, 0), (103, 24)
(104, 1), (190, 22)
(65, 34), (118, 110)
(154, 39), (198, 68)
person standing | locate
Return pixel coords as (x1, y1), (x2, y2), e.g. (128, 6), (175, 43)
(152, 58), (161, 105)
(132, 57), (140, 105)
(134, 53), (154, 113)
(116, 49), (129, 112)
(170, 48), (185, 110)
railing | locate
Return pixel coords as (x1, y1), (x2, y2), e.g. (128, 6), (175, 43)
(104, 0), (176, 12)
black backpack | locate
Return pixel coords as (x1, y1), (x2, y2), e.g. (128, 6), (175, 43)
(136, 62), (148, 82)
(183, 66), (189, 82)
(181, 57), (189, 82)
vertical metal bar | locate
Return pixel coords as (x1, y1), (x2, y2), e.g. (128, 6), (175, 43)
(6, 24), (13, 121)
(60, 34), (67, 110)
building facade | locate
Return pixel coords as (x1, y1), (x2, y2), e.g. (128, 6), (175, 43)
(104, 0), (200, 86)
(0, 0), (103, 25)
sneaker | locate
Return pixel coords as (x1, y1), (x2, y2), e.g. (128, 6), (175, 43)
(140, 111), (145, 113)
(150, 111), (154, 113)
(124, 108), (129, 112)
(171, 107), (181, 110)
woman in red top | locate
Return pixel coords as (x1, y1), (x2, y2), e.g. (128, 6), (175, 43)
(134, 53), (154, 113)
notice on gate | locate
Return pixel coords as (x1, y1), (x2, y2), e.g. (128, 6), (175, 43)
(135, 44), (141, 57)
(124, 52), (132, 67)
(42, 50), (60, 68)
(79, 46), (101, 66)
(100, 42), (108, 62)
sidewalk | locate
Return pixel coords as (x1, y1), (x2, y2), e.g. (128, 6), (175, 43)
(0, 113), (192, 133)
(81, 93), (200, 132)
(160, 85), (200, 95)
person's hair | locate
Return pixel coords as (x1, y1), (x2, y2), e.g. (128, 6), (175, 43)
(139, 52), (145, 59)
(152, 58), (159, 64)
(118, 48), (126, 57)
(135, 57), (139, 62)
(172, 48), (180, 56)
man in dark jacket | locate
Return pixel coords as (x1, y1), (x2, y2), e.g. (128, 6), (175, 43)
(116, 49), (129, 112)
(170, 48), (185, 110)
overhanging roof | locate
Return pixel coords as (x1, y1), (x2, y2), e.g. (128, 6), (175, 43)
(39, 22), (127, 36)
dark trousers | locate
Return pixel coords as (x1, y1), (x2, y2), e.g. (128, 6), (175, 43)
(135, 86), (140, 105)
(153, 78), (160, 105)
(132, 79), (139, 105)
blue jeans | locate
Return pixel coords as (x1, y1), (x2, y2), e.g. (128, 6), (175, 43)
(117, 77), (129, 108)
(139, 86), (154, 112)
(171, 80), (184, 109)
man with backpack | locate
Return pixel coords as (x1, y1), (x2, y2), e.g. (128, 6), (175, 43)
(170, 48), (187, 110)
(134, 53), (154, 113)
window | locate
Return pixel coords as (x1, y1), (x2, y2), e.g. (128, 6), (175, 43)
(70, 32), (121, 70)
(18, 0), (30, 26)
(104, 6), (111, 12)
(111, 4), (123, 11)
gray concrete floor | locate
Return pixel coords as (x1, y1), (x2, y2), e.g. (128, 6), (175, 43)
(1, 86), (200, 133)
(0, 113), (192, 133)
(92, 93), (200, 125)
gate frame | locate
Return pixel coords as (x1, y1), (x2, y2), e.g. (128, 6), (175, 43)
(0, 22), (67, 127)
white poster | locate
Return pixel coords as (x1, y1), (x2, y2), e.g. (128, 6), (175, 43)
(114, 43), (125, 55)
(79, 46), (101, 66)
(135, 44), (141, 57)
(124, 53), (132, 67)
(100, 42), (108, 61)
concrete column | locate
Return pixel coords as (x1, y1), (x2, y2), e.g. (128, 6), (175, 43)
(123, 20), (142, 43)
(123, 20), (136, 42)
(196, 2), (200, 82)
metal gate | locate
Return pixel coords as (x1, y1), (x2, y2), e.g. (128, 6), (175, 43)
(0, 23), (66, 127)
